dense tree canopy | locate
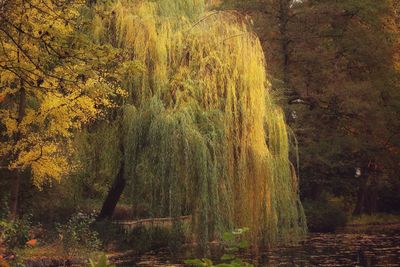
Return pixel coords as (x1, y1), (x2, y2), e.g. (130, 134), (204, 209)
(79, 0), (306, 245)
(223, 0), (400, 213)
(0, 0), (120, 217)
(1, 0), (399, 258)
(0, 0), (119, 184)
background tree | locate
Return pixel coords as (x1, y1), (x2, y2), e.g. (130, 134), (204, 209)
(221, 0), (400, 214)
(0, 0), (118, 218)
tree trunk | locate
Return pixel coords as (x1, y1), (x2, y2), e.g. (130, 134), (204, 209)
(9, 28), (25, 220)
(8, 171), (20, 219)
(353, 172), (369, 215)
(9, 80), (26, 219)
(97, 158), (125, 220)
(365, 174), (378, 214)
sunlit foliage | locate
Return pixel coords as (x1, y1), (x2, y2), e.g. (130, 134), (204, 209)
(90, 0), (306, 245)
(0, 0), (117, 185)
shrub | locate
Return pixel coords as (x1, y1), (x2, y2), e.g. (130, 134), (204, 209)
(0, 195), (9, 220)
(0, 216), (32, 249)
(93, 220), (126, 250)
(88, 254), (115, 267)
(57, 212), (101, 255)
(123, 226), (175, 252)
(303, 199), (347, 232)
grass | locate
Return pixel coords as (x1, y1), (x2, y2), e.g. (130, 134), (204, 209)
(348, 213), (400, 225)
(16, 244), (64, 259)
(16, 244), (104, 261)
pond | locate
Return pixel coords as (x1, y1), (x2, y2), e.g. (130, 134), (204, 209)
(121, 228), (400, 267)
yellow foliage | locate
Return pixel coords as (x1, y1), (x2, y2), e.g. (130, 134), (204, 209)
(90, 0), (306, 245)
(0, 0), (118, 185)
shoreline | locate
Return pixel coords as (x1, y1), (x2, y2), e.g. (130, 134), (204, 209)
(4, 221), (399, 267)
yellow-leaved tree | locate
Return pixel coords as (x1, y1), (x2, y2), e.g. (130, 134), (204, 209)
(0, 0), (118, 217)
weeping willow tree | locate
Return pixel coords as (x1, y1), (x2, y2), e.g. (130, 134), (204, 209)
(91, 0), (306, 246)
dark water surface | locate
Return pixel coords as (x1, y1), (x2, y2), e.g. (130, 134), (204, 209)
(124, 231), (400, 266)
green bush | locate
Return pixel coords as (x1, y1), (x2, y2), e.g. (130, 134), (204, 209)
(123, 226), (176, 252)
(88, 254), (115, 267)
(0, 216), (32, 249)
(0, 196), (31, 249)
(57, 212), (101, 255)
(94, 221), (184, 253)
(0, 195), (9, 220)
(93, 220), (126, 249)
(303, 199), (347, 232)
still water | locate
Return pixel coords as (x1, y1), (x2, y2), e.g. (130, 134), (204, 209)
(121, 230), (400, 267)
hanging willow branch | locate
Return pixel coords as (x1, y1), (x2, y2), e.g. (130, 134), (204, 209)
(90, 0), (306, 246)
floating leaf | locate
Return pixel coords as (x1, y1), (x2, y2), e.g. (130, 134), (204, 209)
(223, 232), (235, 241)
(184, 259), (206, 267)
(220, 254), (235, 261)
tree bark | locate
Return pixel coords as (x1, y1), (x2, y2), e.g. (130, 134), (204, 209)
(365, 174), (378, 214)
(8, 26), (26, 220)
(353, 171), (369, 215)
(9, 171), (21, 219)
(97, 156), (125, 220)
(9, 80), (26, 220)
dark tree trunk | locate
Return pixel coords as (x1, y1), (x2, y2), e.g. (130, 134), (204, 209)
(354, 163), (380, 215)
(9, 78), (26, 219)
(365, 174), (378, 214)
(8, 27), (26, 220)
(97, 159), (125, 220)
(353, 172), (370, 215)
(9, 171), (21, 219)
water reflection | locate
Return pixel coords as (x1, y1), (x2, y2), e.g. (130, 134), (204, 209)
(123, 232), (400, 267)
(258, 233), (400, 266)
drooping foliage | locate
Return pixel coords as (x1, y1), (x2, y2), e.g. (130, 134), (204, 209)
(90, 0), (306, 245)
(223, 0), (400, 214)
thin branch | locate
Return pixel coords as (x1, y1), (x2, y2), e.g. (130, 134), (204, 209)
(188, 11), (219, 32)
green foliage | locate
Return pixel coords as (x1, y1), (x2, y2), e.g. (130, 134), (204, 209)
(86, 0), (306, 246)
(184, 228), (252, 267)
(303, 198), (347, 233)
(57, 212), (101, 255)
(0, 195), (9, 220)
(88, 254), (115, 267)
(93, 220), (126, 248)
(349, 213), (400, 225)
(0, 216), (32, 249)
(71, 122), (122, 199)
(122, 226), (184, 252)
(225, 0), (400, 216)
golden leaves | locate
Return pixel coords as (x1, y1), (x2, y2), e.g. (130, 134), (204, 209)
(0, 0), (119, 186)
(93, 0), (306, 244)
(3, 116), (17, 136)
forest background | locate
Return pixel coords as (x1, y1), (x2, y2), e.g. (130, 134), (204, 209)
(0, 0), (399, 256)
